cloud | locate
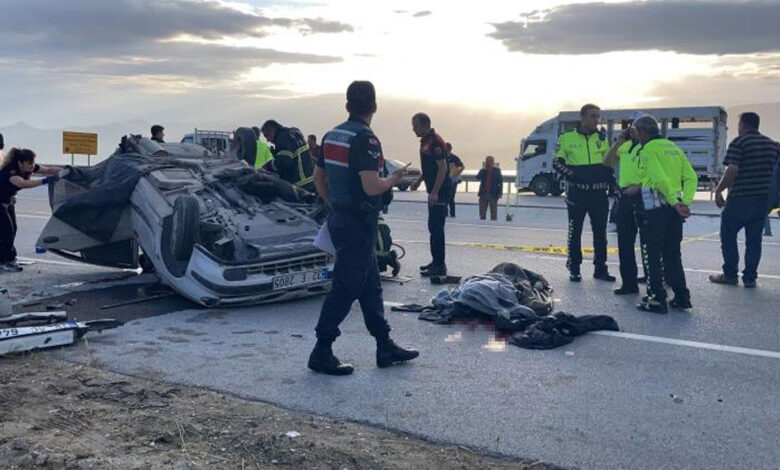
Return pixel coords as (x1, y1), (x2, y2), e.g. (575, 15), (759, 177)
(413, 11), (432, 18)
(491, 1), (780, 55)
(0, 0), (347, 80)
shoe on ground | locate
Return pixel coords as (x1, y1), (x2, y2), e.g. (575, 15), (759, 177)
(709, 274), (738, 285)
(743, 279), (757, 288)
(614, 285), (639, 295)
(307, 347), (354, 376)
(387, 251), (401, 277)
(419, 262), (434, 272)
(593, 268), (616, 282)
(636, 276), (647, 284)
(670, 296), (693, 310)
(421, 265), (447, 277)
(377, 339), (419, 368)
(637, 299), (668, 314)
(2, 261), (23, 272)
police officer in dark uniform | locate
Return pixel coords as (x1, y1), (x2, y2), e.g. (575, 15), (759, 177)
(308, 81), (419, 376)
(410, 113), (452, 277)
(553, 103), (615, 282)
(260, 120), (316, 193)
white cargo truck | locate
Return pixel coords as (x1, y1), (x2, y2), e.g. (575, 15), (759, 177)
(515, 106), (728, 196)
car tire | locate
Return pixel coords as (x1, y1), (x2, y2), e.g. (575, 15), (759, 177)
(170, 195), (200, 262)
(531, 175), (552, 197)
(233, 127), (257, 167)
(397, 183), (410, 191)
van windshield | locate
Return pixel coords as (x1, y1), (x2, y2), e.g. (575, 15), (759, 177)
(522, 141), (547, 159)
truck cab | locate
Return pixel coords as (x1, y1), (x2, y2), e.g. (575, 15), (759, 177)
(181, 129), (232, 155)
(516, 106), (728, 196)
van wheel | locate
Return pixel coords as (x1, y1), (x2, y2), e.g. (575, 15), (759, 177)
(232, 127), (257, 166)
(170, 195), (201, 262)
(531, 175), (552, 197)
(550, 185), (564, 196)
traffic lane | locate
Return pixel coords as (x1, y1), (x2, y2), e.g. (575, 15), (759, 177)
(61, 298), (780, 470)
(386, 241), (780, 352)
(386, 216), (780, 279)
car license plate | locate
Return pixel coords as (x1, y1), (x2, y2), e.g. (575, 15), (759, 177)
(272, 269), (327, 290)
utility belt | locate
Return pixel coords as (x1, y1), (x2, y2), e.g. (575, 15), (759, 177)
(331, 200), (380, 224)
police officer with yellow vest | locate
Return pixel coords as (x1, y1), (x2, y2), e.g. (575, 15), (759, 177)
(624, 115), (696, 313)
(309, 81), (419, 376)
(260, 120), (315, 193)
(553, 104), (615, 282)
(603, 123), (648, 295)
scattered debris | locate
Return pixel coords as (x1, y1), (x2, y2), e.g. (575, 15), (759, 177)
(99, 293), (176, 310)
(285, 431), (301, 438)
(0, 311), (67, 326)
(565, 351), (575, 357)
(0, 319), (123, 356)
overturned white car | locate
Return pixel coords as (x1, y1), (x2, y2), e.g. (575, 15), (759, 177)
(37, 135), (333, 306)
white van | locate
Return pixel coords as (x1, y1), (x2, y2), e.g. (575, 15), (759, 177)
(516, 106), (728, 196)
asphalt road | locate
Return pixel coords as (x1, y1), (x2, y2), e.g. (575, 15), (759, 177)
(5, 186), (780, 469)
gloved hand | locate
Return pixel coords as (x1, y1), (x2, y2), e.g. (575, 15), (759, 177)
(41, 175), (59, 185)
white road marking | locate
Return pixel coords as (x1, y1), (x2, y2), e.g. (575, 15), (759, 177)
(590, 330), (780, 359)
(384, 300), (780, 359)
(17, 256), (90, 268)
(16, 214), (50, 220)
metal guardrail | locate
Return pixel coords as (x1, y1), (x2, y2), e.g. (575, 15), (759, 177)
(458, 169), (518, 193)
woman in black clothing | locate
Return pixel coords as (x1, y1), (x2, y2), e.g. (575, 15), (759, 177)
(0, 148), (60, 272)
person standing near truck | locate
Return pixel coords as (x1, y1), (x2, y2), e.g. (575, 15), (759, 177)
(260, 120), (316, 193)
(604, 124), (647, 294)
(625, 115), (696, 313)
(709, 112), (779, 288)
(476, 155), (502, 220)
(553, 103), (615, 282)
(150, 125), (165, 144)
(309, 80), (418, 376)
(410, 113), (452, 277)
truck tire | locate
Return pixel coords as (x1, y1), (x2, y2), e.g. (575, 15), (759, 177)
(233, 127), (257, 167)
(550, 184), (564, 196)
(531, 175), (552, 197)
(397, 183), (410, 191)
(170, 195), (200, 262)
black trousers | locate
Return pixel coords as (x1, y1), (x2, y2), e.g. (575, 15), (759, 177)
(449, 180), (460, 217)
(638, 206), (689, 302)
(428, 202), (448, 267)
(616, 194), (647, 287)
(565, 189), (608, 269)
(315, 210), (391, 343)
(0, 203), (18, 264)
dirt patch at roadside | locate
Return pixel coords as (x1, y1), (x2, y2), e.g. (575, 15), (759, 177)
(0, 355), (561, 469)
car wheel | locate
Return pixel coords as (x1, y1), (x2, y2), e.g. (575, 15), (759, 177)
(170, 195), (201, 262)
(233, 127), (257, 166)
(531, 175), (552, 197)
(397, 183), (409, 191)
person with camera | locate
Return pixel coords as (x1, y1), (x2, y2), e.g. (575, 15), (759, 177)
(0, 148), (61, 272)
(623, 115), (696, 313)
(603, 122), (647, 295)
(309, 81), (419, 376)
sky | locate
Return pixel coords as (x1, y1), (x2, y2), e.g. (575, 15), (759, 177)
(1, 0), (779, 167)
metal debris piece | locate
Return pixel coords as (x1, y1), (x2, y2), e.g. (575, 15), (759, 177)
(1, 319), (124, 356)
(0, 311), (67, 326)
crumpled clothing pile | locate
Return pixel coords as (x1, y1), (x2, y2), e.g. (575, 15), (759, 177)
(406, 263), (618, 350)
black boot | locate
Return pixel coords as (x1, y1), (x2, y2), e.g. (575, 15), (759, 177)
(308, 341), (354, 376)
(637, 298), (668, 314)
(614, 285), (639, 295)
(593, 265), (616, 282)
(376, 337), (419, 368)
(669, 296), (692, 310)
(568, 265), (581, 282)
(387, 251), (401, 277)
(421, 264), (447, 277)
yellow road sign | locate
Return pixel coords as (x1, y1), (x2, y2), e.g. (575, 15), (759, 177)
(62, 131), (97, 155)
